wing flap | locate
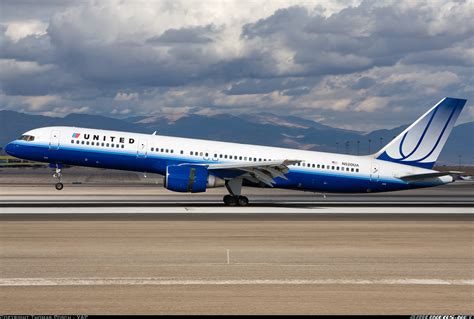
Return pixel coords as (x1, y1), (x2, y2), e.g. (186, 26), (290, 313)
(204, 159), (301, 186)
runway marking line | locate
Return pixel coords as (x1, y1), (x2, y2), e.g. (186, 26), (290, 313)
(1, 278), (473, 286)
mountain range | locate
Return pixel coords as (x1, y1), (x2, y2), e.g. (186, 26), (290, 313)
(1, 110), (472, 165)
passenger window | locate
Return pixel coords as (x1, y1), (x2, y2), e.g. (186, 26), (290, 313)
(351, 168), (354, 172)
(206, 153), (209, 157)
(111, 144), (114, 147)
(322, 165), (325, 169)
(121, 145), (124, 148)
(336, 166), (339, 170)
(71, 140), (74, 144)
(151, 147), (154, 151)
(312, 164), (315, 168)
(356, 168), (359, 172)
(81, 141), (85, 145)
(181, 150), (183, 154)
(106, 143), (109, 147)
(200, 152), (203, 156)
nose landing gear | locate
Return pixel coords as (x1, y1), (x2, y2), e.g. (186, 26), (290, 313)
(53, 166), (63, 190)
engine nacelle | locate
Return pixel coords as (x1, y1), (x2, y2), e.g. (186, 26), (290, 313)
(164, 165), (224, 193)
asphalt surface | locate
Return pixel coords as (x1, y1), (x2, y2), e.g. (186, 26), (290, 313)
(0, 180), (473, 314)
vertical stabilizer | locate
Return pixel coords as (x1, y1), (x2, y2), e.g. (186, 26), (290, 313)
(374, 97), (466, 169)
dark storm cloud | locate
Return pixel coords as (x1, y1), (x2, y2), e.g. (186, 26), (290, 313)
(0, 0), (76, 22)
(241, 2), (474, 76)
(0, 29), (55, 64)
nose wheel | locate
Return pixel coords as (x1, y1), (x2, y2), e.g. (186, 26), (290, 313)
(53, 166), (64, 191)
(223, 195), (249, 206)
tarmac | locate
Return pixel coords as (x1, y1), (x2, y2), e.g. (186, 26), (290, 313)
(0, 167), (473, 314)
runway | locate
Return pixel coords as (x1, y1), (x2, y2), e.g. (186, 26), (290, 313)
(1, 182), (473, 207)
(1, 184), (473, 314)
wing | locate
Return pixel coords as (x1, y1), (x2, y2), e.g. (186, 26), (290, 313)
(203, 159), (301, 187)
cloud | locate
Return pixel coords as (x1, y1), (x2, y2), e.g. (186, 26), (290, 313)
(354, 96), (389, 112)
(23, 95), (60, 110)
(4, 20), (48, 41)
(147, 25), (217, 44)
(0, 0), (472, 130)
(114, 92), (139, 101)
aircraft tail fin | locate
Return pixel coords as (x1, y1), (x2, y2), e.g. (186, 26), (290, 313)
(374, 97), (466, 169)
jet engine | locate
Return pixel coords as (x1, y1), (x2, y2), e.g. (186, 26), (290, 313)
(164, 165), (224, 193)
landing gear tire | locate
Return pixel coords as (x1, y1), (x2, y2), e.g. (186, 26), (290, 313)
(55, 182), (64, 191)
(237, 196), (249, 206)
(223, 195), (249, 206)
(223, 195), (237, 206)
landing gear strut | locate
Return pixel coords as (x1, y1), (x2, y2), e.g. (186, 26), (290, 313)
(223, 177), (249, 206)
(53, 166), (63, 190)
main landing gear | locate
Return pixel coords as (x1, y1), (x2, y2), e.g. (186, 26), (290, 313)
(223, 177), (249, 206)
(223, 194), (249, 206)
(52, 165), (63, 190)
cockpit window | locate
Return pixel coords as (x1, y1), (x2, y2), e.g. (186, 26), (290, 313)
(18, 135), (35, 142)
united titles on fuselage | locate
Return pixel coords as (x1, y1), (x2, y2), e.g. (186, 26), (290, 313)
(80, 133), (135, 144)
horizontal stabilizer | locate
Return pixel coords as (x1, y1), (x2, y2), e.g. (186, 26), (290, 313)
(397, 171), (463, 183)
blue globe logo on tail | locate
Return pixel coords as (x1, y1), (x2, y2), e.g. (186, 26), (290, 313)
(375, 97), (466, 169)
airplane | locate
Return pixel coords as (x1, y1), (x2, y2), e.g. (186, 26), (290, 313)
(4, 97), (467, 206)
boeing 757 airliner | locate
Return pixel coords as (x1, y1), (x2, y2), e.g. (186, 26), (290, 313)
(4, 97), (467, 206)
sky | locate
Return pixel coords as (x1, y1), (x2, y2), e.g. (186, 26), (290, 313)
(0, 0), (473, 131)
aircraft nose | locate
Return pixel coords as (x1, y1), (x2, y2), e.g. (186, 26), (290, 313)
(4, 142), (16, 156)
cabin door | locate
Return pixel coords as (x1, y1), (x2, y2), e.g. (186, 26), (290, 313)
(137, 140), (147, 158)
(370, 162), (380, 182)
(49, 130), (60, 150)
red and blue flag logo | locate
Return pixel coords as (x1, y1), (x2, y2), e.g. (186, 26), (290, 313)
(72, 133), (80, 138)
